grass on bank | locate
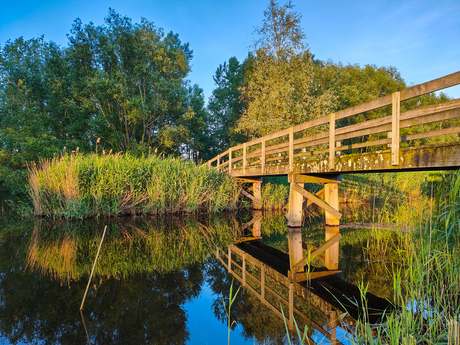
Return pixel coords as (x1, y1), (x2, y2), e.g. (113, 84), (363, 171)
(348, 171), (460, 345)
(28, 153), (242, 218)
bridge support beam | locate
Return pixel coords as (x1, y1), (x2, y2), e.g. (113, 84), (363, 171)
(287, 174), (342, 269)
(324, 182), (340, 270)
(237, 177), (263, 210)
(287, 180), (305, 227)
(252, 180), (262, 210)
(287, 227), (304, 273)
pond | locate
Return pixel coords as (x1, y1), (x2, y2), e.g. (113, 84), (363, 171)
(0, 203), (406, 344)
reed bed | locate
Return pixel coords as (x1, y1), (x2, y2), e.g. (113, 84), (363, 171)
(261, 182), (289, 210)
(349, 171), (460, 344)
(28, 153), (241, 218)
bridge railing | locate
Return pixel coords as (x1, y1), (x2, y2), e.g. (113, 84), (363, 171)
(206, 71), (460, 175)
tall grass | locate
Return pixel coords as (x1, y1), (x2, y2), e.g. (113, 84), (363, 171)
(28, 153), (242, 218)
(349, 171), (460, 344)
(260, 182), (289, 210)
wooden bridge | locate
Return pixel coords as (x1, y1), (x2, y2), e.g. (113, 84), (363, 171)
(207, 71), (460, 274)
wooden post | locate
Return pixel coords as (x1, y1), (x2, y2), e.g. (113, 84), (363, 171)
(252, 181), (262, 210)
(330, 310), (339, 345)
(252, 210), (262, 237)
(228, 247), (232, 272)
(287, 227), (304, 272)
(329, 113), (336, 170)
(261, 138), (266, 174)
(217, 156), (220, 171)
(325, 183), (340, 270)
(229, 148), (232, 173)
(392, 92), (400, 165)
(289, 127), (294, 171)
(242, 253), (246, 286)
(261, 264), (266, 300)
(287, 177), (304, 227)
(289, 282), (294, 329)
(243, 143), (247, 175)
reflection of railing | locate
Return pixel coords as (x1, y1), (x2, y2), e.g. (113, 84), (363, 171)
(216, 244), (347, 344)
(207, 72), (460, 175)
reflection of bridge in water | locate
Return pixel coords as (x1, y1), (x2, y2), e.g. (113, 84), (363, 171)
(216, 212), (394, 344)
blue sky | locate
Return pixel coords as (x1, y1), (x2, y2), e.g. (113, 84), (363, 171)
(1, 0), (459, 101)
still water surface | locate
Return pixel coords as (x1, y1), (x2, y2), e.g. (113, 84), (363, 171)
(0, 207), (403, 344)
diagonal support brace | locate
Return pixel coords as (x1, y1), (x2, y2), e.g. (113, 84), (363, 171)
(292, 183), (342, 219)
(290, 233), (342, 274)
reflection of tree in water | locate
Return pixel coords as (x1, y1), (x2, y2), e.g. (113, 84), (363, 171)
(0, 215), (242, 345)
(26, 216), (241, 281)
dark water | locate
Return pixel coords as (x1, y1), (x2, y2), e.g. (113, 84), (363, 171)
(0, 206), (403, 344)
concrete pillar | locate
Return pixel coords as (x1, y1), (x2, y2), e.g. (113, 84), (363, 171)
(287, 182), (304, 227)
(252, 181), (262, 210)
(287, 227), (304, 273)
(325, 183), (340, 270)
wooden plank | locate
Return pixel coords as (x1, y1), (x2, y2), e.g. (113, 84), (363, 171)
(263, 127), (291, 142)
(303, 188), (326, 209)
(392, 92), (401, 165)
(294, 270), (342, 282)
(302, 243), (325, 262)
(292, 115), (330, 133)
(400, 98), (460, 120)
(235, 177), (263, 183)
(292, 183), (342, 219)
(329, 112), (336, 170)
(401, 108), (460, 129)
(335, 94), (392, 121)
(402, 126), (460, 142)
(292, 183), (342, 218)
(294, 175), (341, 184)
(241, 189), (262, 204)
(400, 71), (460, 101)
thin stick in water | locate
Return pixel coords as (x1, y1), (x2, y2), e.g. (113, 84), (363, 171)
(80, 225), (107, 311)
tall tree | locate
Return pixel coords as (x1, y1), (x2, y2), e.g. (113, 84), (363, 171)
(66, 9), (194, 154)
(208, 56), (249, 152)
(237, 1), (335, 138)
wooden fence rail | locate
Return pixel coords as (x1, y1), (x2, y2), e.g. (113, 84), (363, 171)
(206, 71), (460, 176)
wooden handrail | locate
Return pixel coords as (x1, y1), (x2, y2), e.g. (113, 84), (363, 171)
(206, 72), (460, 173)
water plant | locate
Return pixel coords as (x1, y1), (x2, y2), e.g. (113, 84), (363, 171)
(28, 153), (242, 218)
(348, 170), (460, 344)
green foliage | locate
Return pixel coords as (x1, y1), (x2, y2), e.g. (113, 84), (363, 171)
(238, 51), (336, 138)
(207, 56), (249, 153)
(261, 182), (288, 210)
(0, 10), (210, 192)
(28, 153), (242, 217)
